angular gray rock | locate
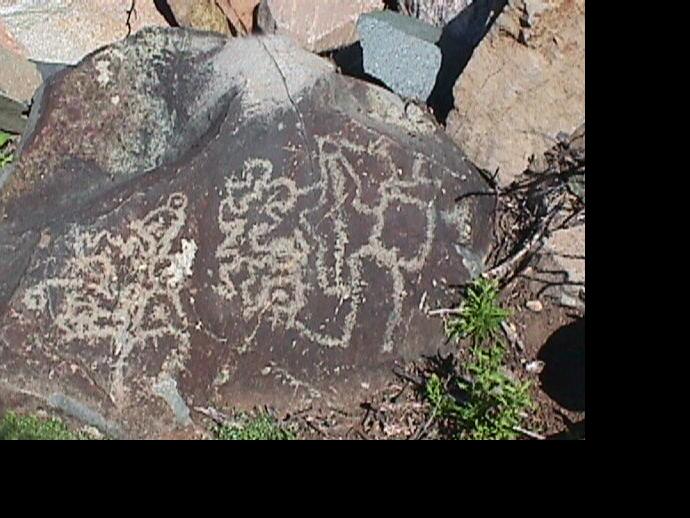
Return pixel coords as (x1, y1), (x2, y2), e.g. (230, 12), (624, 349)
(0, 28), (494, 438)
(357, 11), (442, 101)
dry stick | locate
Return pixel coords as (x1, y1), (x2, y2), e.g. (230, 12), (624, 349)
(427, 307), (463, 317)
(500, 320), (525, 351)
(513, 426), (546, 440)
(482, 204), (560, 284)
(412, 411), (436, 440)
(193, 405), (230, 426)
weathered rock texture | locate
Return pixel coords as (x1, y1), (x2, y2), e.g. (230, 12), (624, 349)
(529, 122), (585, 310)
(257, 0), (382, 52)
(358, 10), (442, 101)
(0, 45), (42, 132)
(397, 0), (474, 26)
(0, 17), (25, 56)
(0, 0), (169, 64)
(167, 0), (232, 35)
(216, 0), (261, 34)
(446, 0), (585, 186)
(0, 28), (493, 438)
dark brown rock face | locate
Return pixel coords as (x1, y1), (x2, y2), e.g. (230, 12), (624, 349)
(0, 28), (493, 437)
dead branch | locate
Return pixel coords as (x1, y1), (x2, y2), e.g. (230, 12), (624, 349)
(482, 202), (560, 284)
(427, 307), (463, 317)
(193, 405), (230, 425)
(513, 426), (546, 440)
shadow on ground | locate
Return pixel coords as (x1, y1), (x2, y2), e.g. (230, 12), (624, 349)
(427, 0), (507, 123)
(538, 317), (585, 412)
(332, 1), (508, 124)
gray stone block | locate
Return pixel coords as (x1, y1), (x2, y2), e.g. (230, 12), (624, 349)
(357, 11), (443, 101)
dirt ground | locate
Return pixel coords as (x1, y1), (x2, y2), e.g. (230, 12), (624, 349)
(279, 273), (585, 441)
(0, 270), (585, 441)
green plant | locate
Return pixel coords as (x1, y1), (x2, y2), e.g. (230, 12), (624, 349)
(215, 411), (295, 441)
(423, 276), (535, 439)
(425, 346), (533, 440)
(446, 278), (509, 344)
(426, 373), (458, 419)
(0, 131), (15, 168)
(0, 411), (81, 440)
(456, 344), (533, 439)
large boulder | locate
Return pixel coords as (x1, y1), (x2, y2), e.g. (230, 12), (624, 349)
(0, 28), (493, 438)
(0, 0), (169, 64)
(446, 0), (585, 186)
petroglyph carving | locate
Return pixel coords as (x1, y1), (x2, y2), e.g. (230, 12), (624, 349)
(22, 193), (195, 406)
(215, 132), (440, 353)
(215, 158), (310, 353)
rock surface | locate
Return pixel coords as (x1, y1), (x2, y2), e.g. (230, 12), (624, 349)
(257, 0), (382, 53)
(167, 0), (232, 35)
(527, 123), (585, 310)
(215, 0), (261, 34)
(0, 27), (494, 438)
(446, 0), (585, 186)
(0, 16), (25, 56)
(0, 44), (42, 133)
(358, 10), (442, 101)
(397, 0), (474, 26)
(0, 0), (170, 64)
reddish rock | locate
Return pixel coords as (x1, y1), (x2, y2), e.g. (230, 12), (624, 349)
(0, 17), (26, 57)
(257, 0), (383, 52)
(216, 0), (262, 34)
(167, 0), (232, 35)
(0, 0), (170, 64)
(446, 0), (585, 186)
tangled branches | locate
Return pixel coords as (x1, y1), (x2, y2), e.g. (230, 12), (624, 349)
(481, 125), (585, 285)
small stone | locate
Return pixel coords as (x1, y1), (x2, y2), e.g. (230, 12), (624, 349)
(81, 425), (104, 440)
(526, 300), (543, 312)
(525, 360), (544, 374)
(261, 366), (272, 376)
(357, 11), (442, 101)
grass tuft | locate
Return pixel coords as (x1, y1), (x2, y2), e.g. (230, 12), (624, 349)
(0, 131), (15, 168)
(424, 278), (534, 439)
(445, 278), (509, 344)
(0, 411), (81, 440)
(215, 411), (295, 441)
